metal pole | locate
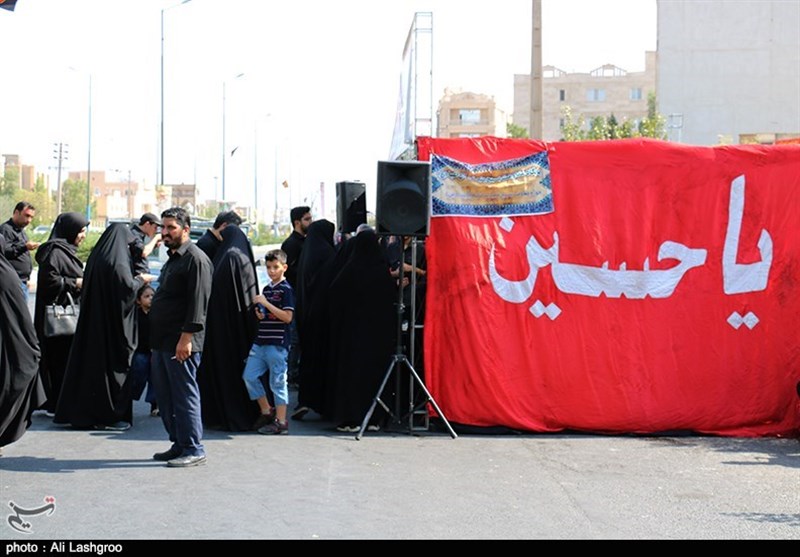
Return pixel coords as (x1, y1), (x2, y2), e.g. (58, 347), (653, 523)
(222, 80), (226, 203)
(86, 74), (92, 221)
(254, 121), (258, 222)
(160, 7), (165, 187)
(272, 143), (278, 237)
(160, 1), (192, 188)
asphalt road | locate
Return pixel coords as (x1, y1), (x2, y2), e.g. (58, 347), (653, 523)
(8, 248), (800, 541)
(2, 396), (799, 541)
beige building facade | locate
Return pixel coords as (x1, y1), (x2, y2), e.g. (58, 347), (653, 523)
(437, 89), (507, 138)
(513, 51), (657, 141)
(2, 154), (39, 191)
(68, 170), (159, 225)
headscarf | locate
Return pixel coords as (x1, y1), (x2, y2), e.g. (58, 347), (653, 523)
(50, 212), (89, 245)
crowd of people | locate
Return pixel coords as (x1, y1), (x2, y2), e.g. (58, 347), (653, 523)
(0, 200), (426, 465)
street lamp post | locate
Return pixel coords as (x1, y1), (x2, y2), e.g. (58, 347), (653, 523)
(161, 0), (192, 188)
(253, 120), (258, 222)
(221, 72), (245, 203)
(86, 73), (92, 221)
(70, 66), (92, 221)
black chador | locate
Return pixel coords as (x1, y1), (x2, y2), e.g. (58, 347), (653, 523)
(198, 226), (260, 431)
(54, 224), (145, 429)
(0, 251), (44, 447)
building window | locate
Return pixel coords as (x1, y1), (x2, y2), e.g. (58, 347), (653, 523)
(458, 109), (481, 125)
(630, 88), (643, 101)
(586, 89), (606, 102)
(559, 89), (566, 102)
(559, 118), (565, 129)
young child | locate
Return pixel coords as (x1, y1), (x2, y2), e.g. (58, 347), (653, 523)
(130, 283), (159, 417)
(242, 249), (294, 434)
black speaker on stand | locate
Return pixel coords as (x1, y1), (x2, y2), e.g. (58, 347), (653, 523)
(357, 160), (456, 440)
(335, 181), (367, 235)
(375, 160), (431, 237)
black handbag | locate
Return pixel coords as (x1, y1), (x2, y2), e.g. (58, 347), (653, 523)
(43, 292), (80, 338)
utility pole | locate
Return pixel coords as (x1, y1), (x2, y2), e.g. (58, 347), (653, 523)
(529, 0), (543, 139)
(53, 143), (68, 214)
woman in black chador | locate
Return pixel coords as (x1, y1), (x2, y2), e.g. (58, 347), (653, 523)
(293, 219), (336, 417)
(198, 225), (260, 431)
(327, 230), (396, 429)
(33, 212), (88, 415)
(54, 223), (150, 430)
(0, 250), (44, 451)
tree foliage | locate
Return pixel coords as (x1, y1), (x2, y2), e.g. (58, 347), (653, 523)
(0, 166), (20, 196)
(560, 92), (667, 142)
(60, 178), (96, 219)
(506, 122), (529, 139)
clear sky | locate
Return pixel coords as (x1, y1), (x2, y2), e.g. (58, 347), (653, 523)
(0, 0), (656, 220)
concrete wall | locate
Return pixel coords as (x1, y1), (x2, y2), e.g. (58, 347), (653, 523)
(657, 0), (800, 144)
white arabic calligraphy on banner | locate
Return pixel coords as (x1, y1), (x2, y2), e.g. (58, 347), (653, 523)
(489, 174), (772, 312)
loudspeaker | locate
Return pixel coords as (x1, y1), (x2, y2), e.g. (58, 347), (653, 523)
(375, 160), (431, 237)
(336, 181), (367, 234)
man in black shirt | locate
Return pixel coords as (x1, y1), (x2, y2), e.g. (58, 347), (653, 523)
(149, 207), (213, 468)
(129, 212), (162, 275)
(281, 206), (311, 386)
(195, 210), (243, 261)
(0, 201), (39, 301)
(281, 205), (311, 288)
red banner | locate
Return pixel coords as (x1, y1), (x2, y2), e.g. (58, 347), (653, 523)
(420, 136), (800, 437)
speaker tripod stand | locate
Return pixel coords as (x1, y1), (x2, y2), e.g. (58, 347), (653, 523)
(356, 241), (457, 440)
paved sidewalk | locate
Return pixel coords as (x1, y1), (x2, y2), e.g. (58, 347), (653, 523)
(1, 392), (799, 540)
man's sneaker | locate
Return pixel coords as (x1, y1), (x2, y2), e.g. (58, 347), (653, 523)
(252, 409), (276, 431)
(257, 419), (288, 435)
(291, 406), (310, 421)
(153, 447), (182, 462)
(336, 424), (360, 433)
(94, 421), (131, 432)
(167, 454), (207, 468)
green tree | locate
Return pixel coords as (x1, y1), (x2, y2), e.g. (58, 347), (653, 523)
(560, 94), (667, 142)
(638, 91), (667, 140)
(618, 119), (636, 139)
(61, 178), (95, 218)
(559, 105), (586, 141)
(0, 166), (20, 196)
(587, 115), (610, 140)
(607, 114), (620, 139)
(506, 122), (529, 139)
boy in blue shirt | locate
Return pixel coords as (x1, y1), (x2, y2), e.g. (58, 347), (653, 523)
(242, 249), (294, 434)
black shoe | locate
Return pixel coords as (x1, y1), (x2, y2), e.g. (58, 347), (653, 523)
(152, 447), (182, 462)
(167, 454), (207, 468)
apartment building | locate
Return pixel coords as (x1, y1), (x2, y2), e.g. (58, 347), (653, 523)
(437, 89), (507, 138)
(513, 51), (657, 141)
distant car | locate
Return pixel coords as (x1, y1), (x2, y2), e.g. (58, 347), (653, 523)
(31, 225), (51, 235)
